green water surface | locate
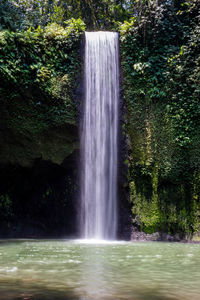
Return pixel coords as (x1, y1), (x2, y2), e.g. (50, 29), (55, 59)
(0, 240), (199, 300)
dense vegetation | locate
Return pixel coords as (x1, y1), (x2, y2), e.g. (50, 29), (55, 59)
(120, 1), (200, 237)
(0, 0), (199, 239)
(0, 19), (84, 138)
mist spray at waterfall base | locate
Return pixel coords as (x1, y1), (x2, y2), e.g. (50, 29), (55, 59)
(80, 32), (119, 240)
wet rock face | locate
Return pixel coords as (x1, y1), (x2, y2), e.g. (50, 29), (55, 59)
(0, 124), (79, 167)
(130, 227), (183, 242)
(0, 77), (80, 168)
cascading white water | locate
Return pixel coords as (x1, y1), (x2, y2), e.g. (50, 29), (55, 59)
(80, 31), (119, 240)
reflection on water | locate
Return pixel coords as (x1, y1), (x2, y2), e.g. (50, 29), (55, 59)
(0, 240), (199, 300)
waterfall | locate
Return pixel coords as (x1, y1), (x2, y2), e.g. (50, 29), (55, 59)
(80, 31), (119, 240)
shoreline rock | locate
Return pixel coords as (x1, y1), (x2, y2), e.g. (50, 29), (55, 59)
(130, 227), (200, 243)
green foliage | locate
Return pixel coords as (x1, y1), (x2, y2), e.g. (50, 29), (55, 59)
(44, 19), (85, 39)
(120, 0), (200, 235)
(0, 0), (138, 31)
(0, 19), (85, 134)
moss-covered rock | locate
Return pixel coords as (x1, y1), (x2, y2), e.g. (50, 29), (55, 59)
(120, 2), (200, 237)
(0, 19), (85, 167)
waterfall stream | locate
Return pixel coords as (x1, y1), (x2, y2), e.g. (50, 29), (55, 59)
(80, 31), (119, 240)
